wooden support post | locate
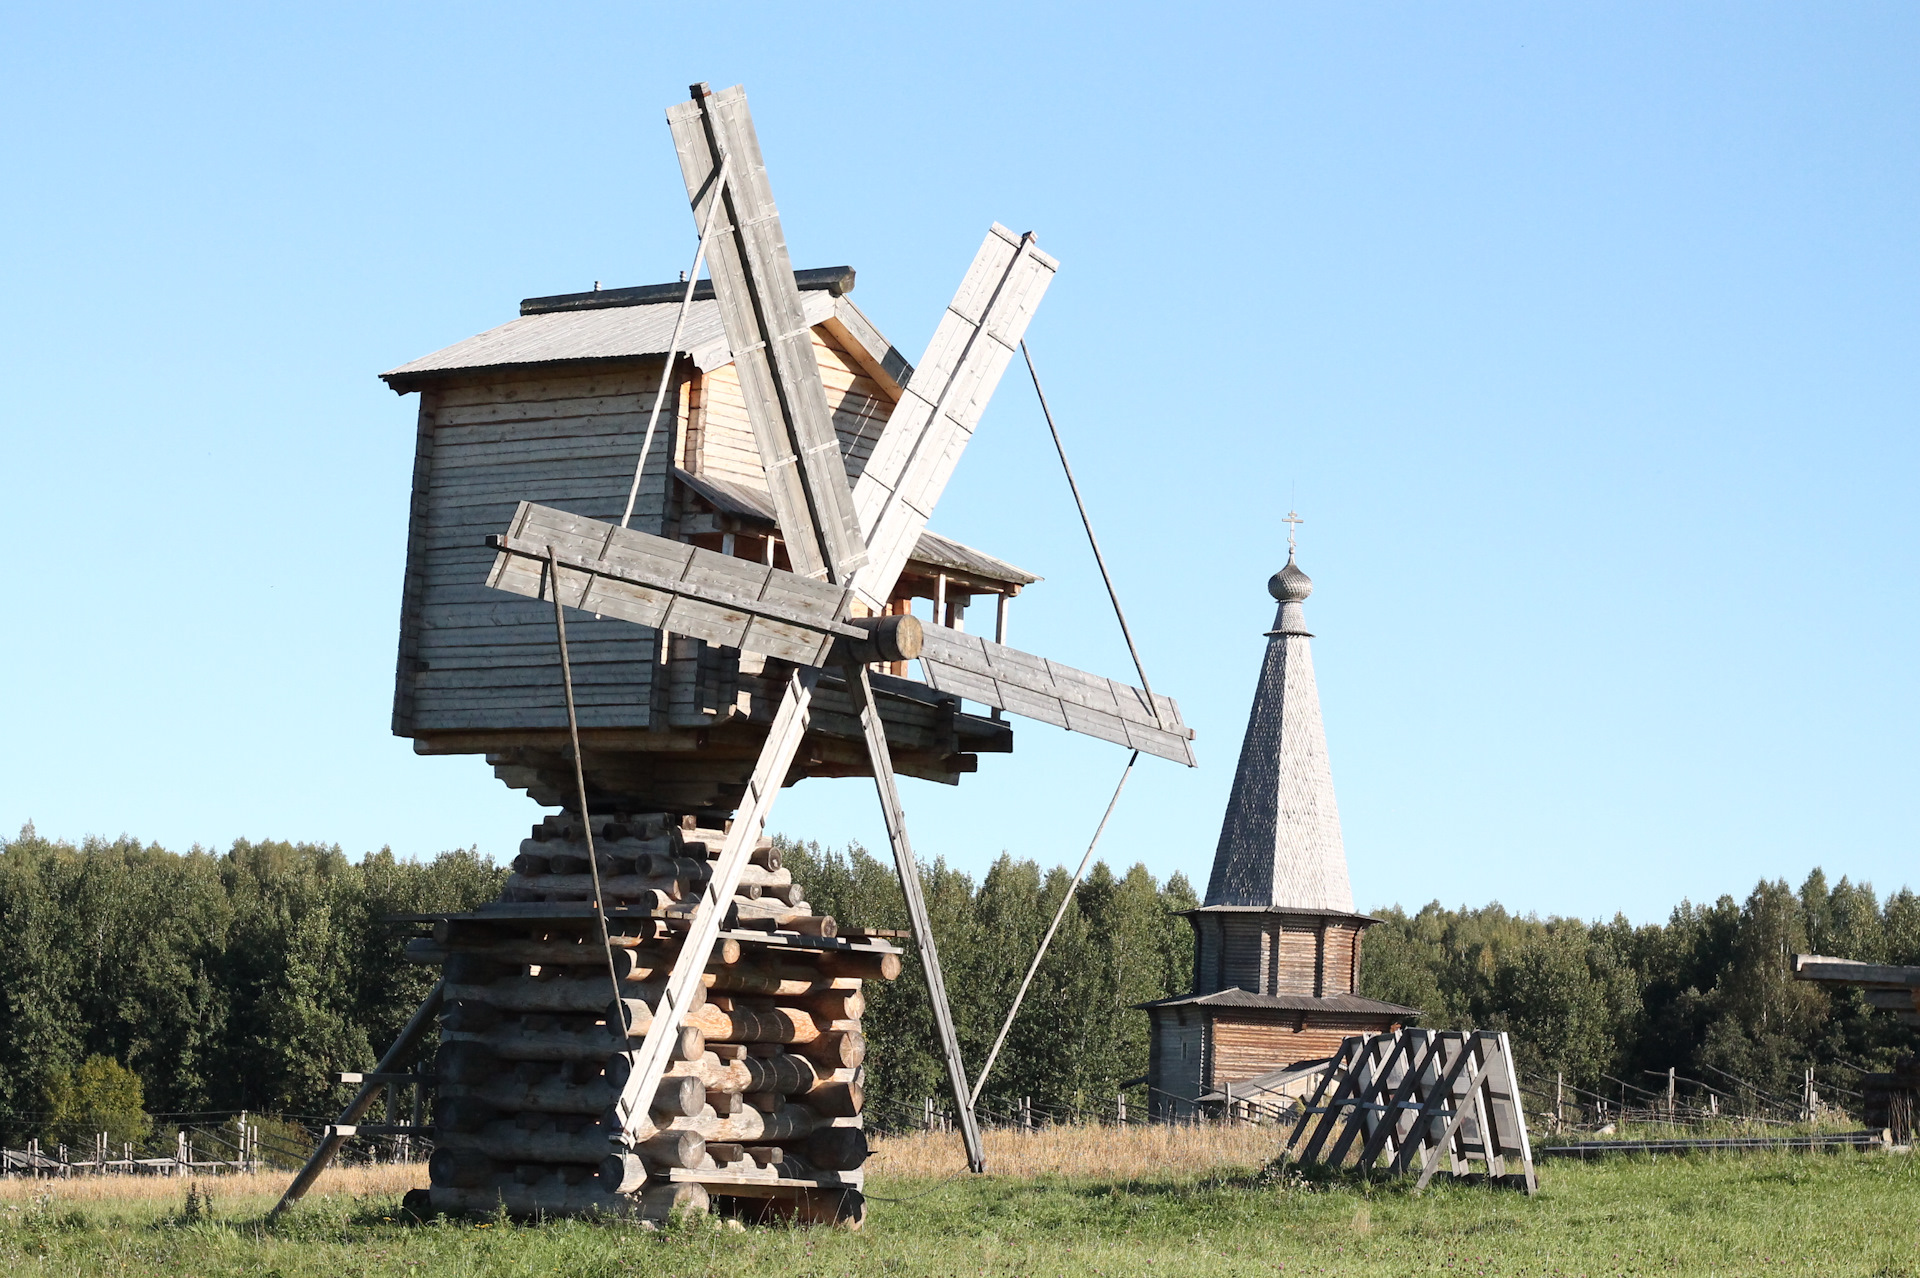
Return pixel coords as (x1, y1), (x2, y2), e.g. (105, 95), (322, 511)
(1667, 1067), (1676, 1123)
(990, 594), (1009, 721)
(611, 668), (822, 1140)
(846, 663), (986, 1173)
(272, 980), (445, 1215)
(1555, 1071), (1564, 1134)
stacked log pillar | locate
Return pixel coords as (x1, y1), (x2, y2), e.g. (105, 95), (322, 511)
(411, 812), (895, 1227)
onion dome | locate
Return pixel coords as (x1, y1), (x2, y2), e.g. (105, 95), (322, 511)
(1268, 555), (1313, 603)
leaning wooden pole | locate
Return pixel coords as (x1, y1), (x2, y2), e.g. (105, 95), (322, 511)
(271, 980), (445, 1216)
(847, 665), (986, 1172)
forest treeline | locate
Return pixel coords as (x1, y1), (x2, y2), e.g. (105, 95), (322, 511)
(0, 824), (1914, 1142)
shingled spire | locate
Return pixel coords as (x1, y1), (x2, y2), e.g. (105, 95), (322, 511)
(1203, 548), (1354, 912)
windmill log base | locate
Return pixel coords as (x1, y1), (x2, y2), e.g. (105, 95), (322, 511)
(409, 812), (890, 1225)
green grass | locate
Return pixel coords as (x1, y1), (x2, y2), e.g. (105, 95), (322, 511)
(3, 1151), (1916, 1277)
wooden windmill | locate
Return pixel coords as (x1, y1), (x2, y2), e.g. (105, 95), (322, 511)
(279, 82), (1193, 1225)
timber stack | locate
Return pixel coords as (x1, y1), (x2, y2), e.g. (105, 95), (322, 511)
(407, 813), (893, 1226)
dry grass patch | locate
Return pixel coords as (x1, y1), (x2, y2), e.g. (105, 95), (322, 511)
(869, 1121), (1280, 1180)
(0, 1162), (424, 1206)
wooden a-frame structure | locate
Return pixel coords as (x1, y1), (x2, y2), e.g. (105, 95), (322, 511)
(1281, 1028), (1537, 1193)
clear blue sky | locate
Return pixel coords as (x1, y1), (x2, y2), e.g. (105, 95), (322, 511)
(3, 3), (1914, 924)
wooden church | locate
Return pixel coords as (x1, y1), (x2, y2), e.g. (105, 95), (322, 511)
(1143, 548), (1416, 1117)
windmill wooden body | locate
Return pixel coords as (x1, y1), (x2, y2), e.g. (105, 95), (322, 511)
(280, 83), (1195, 1225)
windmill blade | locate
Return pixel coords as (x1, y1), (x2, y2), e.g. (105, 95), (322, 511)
(486, 502), (919, 671)
(665, 83), (867, 582)
(849, 225), (1057, 611)
(485, 501), (1192, 764)
(915, 624), (1196, 766)
(484, 502), (913, 668)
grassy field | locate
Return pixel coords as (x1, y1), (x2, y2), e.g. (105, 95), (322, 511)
(1, 1127), (1914, 1277)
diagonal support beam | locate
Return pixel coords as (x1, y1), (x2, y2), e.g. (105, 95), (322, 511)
(273, 980), (443, 1215)
(844, 663), (987, 1172)
(609, 667), (821, 1140)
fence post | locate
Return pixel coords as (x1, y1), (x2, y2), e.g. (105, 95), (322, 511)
(1116, 1092), (1126, 1124)
(1554, 1072), (1564, 1133)
(1666, 1067), (1676, 1123)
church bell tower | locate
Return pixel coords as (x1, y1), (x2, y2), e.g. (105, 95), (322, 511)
(1142, 530), (1416, 1117)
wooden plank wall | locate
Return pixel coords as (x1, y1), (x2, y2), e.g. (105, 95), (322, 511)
(397, 365), (677, 734)
(1221, 915), (1266, 995)
(1193, 914), (1222, 994)
(1277, 923), (1321, 995)
(818, 326), (895, 477)
(1190, 914), (1365, 998)
(1152, 1010), (1207, 1114)
(690, 327), (895, 494)
(1323, 924), (1362, 997)
(686, 361), (762, 491)
(1211, 1016), (1386, 1085)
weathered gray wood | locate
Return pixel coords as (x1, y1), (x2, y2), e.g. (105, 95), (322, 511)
(609, 666), (823, 1141)
(435, 392), (670, 428)
(843, 664), (987, 1172)
(272, 980), (444, 1215)
(393, 391), (442, 735)
(1794, 955), (1920, 986)
(1389, 1036), (1478, 1176)
(915, 624), (1196, 765)
(485, 502), (872, 667)
(849, 225), (1056, 612)
(823, 298), (912, 397)
(432, 369), (670, 410)
(666, 84), (866, 582)
(1282, 1029), (1534, 1194)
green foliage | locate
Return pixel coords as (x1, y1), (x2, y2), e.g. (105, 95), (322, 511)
(2, 817), (1912, 1141)
(779, 839), (1195, 1123)
(42, 1055), (151, 1146)
(1362, 870), (1920, 1102)
(0, 826), (504, 1137)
